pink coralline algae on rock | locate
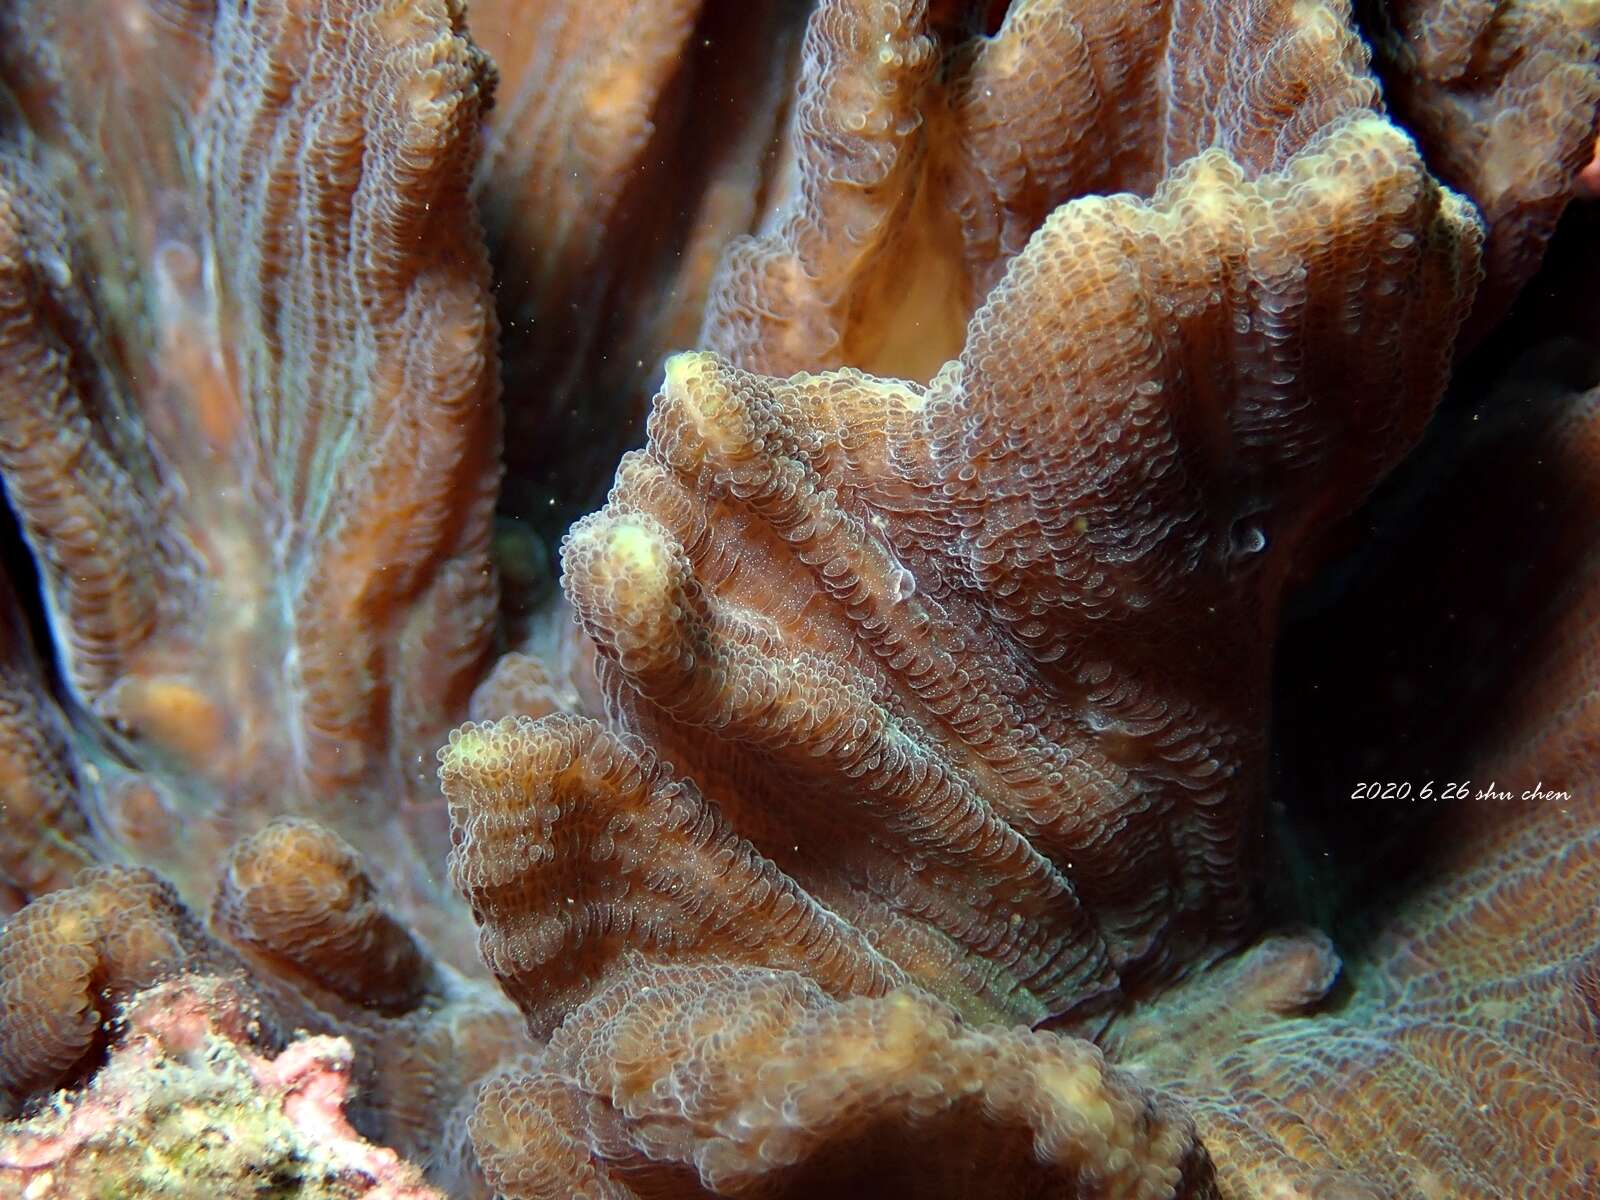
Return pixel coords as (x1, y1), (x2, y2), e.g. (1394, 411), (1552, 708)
(0, 977), (447, 1199)
(0, 0), (1598, 1198)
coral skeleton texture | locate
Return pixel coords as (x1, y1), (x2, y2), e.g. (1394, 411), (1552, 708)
(0, 0), (1597, 1197)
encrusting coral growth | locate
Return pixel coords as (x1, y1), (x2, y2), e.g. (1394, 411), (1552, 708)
(0, 848), (522, 1185)
(1, 0), (1599, 1197)
(212, 818), (532, 1172)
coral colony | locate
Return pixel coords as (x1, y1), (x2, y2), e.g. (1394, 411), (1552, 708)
(0, 1), (1597, 1197)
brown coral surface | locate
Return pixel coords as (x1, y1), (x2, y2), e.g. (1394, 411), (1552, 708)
(0, 0), (502, 924)
(1364, 0), (1600, 339)
(469, 0), (814, 523)
(0, 0), (1598, 1198)
(528, 112), (1480, 1017)
(1113, 350), (1600, 1197)
(0, 0), (531, 1174)
(0, 867), (227, 1112)
(701, 0), (1392, 379)
(470, 964), (1217, 1200)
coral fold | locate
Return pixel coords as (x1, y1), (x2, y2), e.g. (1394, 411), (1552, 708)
(471, 963), (1217, 1200)
(559, 109), (1480, 1017)
(0, 0), (500, 811)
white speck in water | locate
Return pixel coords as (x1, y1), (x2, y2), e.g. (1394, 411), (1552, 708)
(1231, 519), (1268, 557)
(890, 564), (917, 602)
(41, 254), (72, 290)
